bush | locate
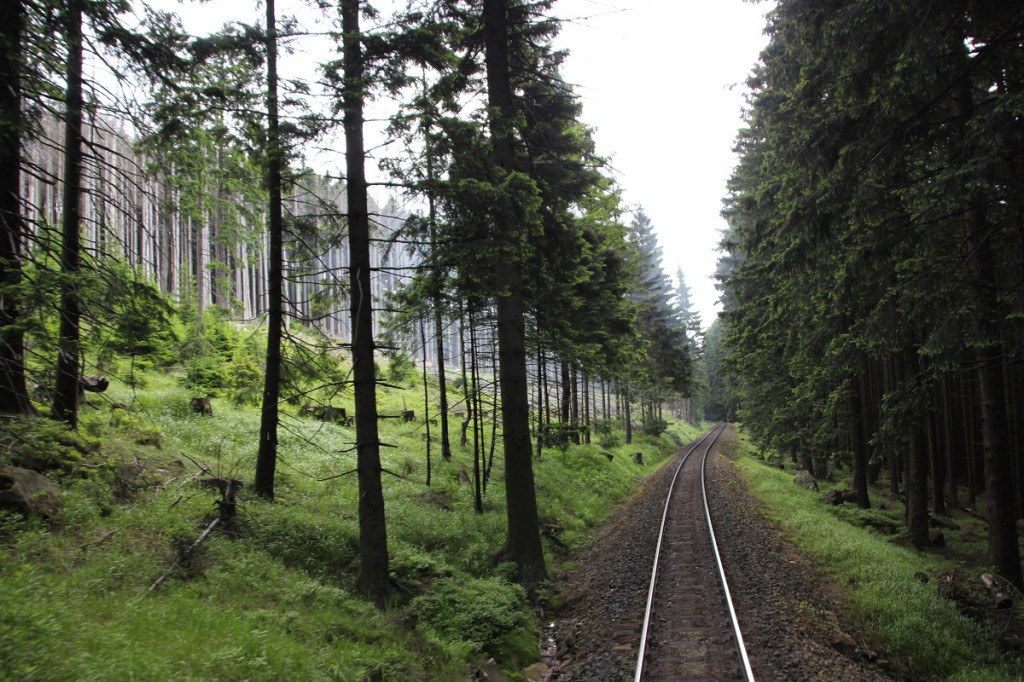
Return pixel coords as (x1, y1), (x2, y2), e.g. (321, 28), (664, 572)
(409, 576), (528, 649)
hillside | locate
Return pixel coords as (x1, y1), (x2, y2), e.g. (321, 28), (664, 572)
(0, 352), (701, 680)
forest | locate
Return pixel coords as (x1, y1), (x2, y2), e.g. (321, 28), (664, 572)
(8, 0), (1024, 678)
(0, 0), (704, 677)
(716, 0), (1024, 593)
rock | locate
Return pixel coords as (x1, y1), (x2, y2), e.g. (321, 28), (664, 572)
(0, 467), (61, 518)
(474, 659), (511, 681)
(830, 630), (858, 656)
(821, 489), (845, 505)
(522, 662), (549, 682)
(414, 488), (453, 511)
(842, 490), (862, 504)
(794, 470), (818, 491)
(930, 514), (961, 531)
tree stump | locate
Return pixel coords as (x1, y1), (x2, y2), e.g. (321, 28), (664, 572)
(79, 376), (109, 393)
(189, 397), (213, 416)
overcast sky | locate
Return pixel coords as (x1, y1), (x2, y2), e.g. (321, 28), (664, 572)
(144, 0), (772, 328)
(551, 0), (773, 327)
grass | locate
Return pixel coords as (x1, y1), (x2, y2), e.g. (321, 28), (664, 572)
(0, 360), (701, 681)
(732, 433), (1024, 681)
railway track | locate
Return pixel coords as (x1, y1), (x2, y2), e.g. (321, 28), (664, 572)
(634, 424), (755, 681)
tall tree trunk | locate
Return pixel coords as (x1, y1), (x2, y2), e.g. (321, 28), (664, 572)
(469, 309), (483, 509)
(420, 315), (432, 486)
(560, 358), (570, 423)
(851, 369), (870, 509)
(433, 307), (451, 460)
(425, 120), (451, 461)
(254, 0), (284, 500)
(535, 345), (544, 459)
(483, 0), (545, 589)
(954, 73), (1023, 589)
(941, 373), (959, 508)
(52, 0), (84, 427)
(342, 0), (390, 605)
(0, 0), (31, 414)
(623, 384), (632, 445)
(900, 346), (930, 548)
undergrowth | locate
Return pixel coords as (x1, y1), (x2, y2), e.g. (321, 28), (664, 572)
(733, 433), (1024, 681)
(0, 357), (698, 681)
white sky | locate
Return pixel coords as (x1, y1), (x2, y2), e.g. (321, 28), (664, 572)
(140, 0), (772, 328)
(552, 0), (772, 327)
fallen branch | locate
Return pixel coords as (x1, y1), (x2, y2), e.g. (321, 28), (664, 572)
(148, 479), (241, 593)
(148, 515), (220, 593)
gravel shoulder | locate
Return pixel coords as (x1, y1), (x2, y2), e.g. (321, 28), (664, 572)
(545, 426), (893, 681)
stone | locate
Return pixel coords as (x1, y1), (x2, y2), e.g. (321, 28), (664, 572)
(0, 467), (61, 518)
(475, 659), (511, 681)
(415, 488), (453, 511)
(522, 663), (549, 682)
(794, 470), (818, 491)
(821, 489), (845, 505)
(930, 514), (961, 531)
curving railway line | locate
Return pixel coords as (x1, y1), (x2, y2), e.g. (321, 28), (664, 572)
(634, 424), (755, 681)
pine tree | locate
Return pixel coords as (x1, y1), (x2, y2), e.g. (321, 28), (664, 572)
(0, 0), (31, 414)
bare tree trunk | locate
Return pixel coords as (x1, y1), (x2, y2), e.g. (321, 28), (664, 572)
(420, 315), (432, 486)
(469, 309), (483, 511)
(342, 0), (390, 605)
(484, 0), (545, 589)
(254, 0), (284, 500)
(0, 0), (32, 414)
(52, 0), (85, 427)
(954, 73), (1023, 589)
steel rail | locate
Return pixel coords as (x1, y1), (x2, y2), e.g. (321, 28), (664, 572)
(633, 423), (754, 682)
(633, 424), (720, 682)
(700, 430), (756, 682)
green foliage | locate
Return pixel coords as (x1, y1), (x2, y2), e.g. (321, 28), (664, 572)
(0, 416), (99, 473)
(735, 444), (1021, 680)
(409, 576), (529, 650)
(386, 349), (417, 385)
(0, 339), (689, 680)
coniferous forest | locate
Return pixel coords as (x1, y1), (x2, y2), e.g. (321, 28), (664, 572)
(5, 0), (1024, 678)
(718, 0), (1024, 591)
(0, 0), (702, 678)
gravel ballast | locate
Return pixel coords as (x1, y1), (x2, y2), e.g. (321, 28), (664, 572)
(545, 426), (892, 681)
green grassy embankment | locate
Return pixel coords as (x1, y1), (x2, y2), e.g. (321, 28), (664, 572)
(731, 430), (1024, 681)
(0, 363), (702, 681)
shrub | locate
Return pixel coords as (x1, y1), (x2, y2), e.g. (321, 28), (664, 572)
(409, 576), (528, 649)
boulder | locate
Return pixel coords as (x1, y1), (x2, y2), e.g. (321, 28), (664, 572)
(474, 659), (511, 682)
(821, 489), (845, 506)
(415, 488), (453, 511)
(930, 514), (961, 531)
(794, 470), (818, 491)
(522, 662), (549, 682)
(0, 467), (61, 518)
